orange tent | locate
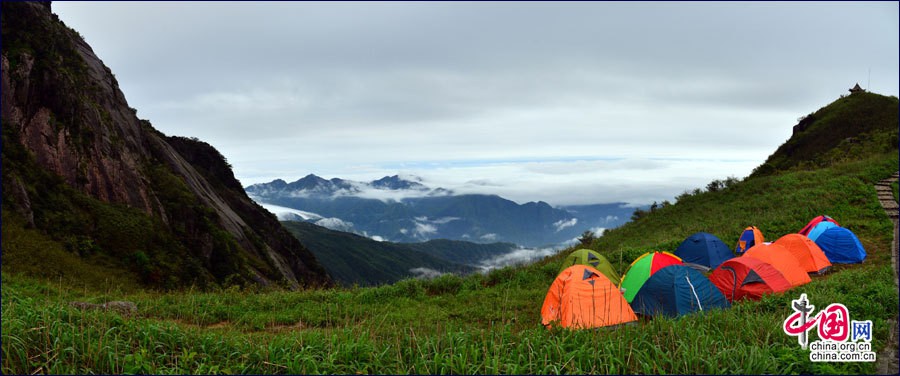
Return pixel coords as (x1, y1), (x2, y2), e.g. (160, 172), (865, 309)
(541, 265), (638, 329)
(773, 234), (832, 275)
(743, 243), (811, 288)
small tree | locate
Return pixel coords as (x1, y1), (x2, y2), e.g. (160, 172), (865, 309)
(706, 179), (724, 193)
(631, 208), (648, 222)
(578, 230), (596, 247)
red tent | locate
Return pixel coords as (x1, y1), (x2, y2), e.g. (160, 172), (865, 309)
(798, 215), (840, 236)
(709, 257), (792, 301)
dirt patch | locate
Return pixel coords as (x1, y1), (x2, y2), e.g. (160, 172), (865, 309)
(265, 321), (306, 333)
(207, 321), (232, 330)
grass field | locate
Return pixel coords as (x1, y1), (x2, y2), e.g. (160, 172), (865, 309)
(3, 150), (897, 374)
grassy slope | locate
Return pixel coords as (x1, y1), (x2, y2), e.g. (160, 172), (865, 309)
(281, 221), (476, 286)
(2, 94), (898, 374)
(753, 91), (898, 176)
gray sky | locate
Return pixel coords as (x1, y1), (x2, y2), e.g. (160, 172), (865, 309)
(54, 1), (899, 205)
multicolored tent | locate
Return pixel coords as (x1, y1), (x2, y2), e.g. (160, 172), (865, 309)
(631, 264), (731, 317)
(773, 234), (832, 274)
(541, 265), (638, 329)
(559, 249), (620, 283)
(709, 257), (792, 302)
(735, 226), (764, 255)
(743, 243), (811, 288)
(674, 232), (734, 270)
(806, 221), (839, 242)
(814, 227), (867, 264)
(799, 215), (840, 237)
(619, 251), (683, 303)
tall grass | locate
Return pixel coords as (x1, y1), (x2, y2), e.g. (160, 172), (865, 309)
(2, 251), (895, 374)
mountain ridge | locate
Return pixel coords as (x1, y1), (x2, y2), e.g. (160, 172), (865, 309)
(247, 174), (638, 247)
(281, 220), (489, 286)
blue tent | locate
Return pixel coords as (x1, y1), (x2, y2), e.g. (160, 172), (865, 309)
(814, 227), (866, 263)
(806, 221), (839, 242)
(674, 232), (734, 270)
(631, 265), (731, 317)
(735, 226), (764, 255)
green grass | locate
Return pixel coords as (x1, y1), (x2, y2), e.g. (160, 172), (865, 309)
(3, 141), (898, 374)
(3, 147), (898, 374)
(3, 255), (895, 374)
(584, 154), (896, 277)
(3, 152), (898, 374)
(753, 92), (898, 177)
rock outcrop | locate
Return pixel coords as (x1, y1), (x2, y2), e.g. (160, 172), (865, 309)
(1, 1), (331, 289)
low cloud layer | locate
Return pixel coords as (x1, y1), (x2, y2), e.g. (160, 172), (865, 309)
(478, 246), (560, 272)
(409, 267), (445, 280)
(255, 201), (322, 221)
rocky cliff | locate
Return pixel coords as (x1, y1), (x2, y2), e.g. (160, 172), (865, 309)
(1, 1), (331, 289)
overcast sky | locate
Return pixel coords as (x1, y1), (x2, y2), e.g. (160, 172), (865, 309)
(53, 1), (899, 206)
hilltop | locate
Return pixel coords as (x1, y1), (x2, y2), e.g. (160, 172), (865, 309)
(753, 91), (898, 177)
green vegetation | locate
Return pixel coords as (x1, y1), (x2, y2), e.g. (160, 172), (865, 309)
(2, 228), (895, 374)
(752, 92), (898, 177)
(281, 221), (477, 286)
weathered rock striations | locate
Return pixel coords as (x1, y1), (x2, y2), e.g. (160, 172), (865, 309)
(1, 1), (331, 289)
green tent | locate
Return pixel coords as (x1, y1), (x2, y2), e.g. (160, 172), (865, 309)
(559, 249), (620, 283)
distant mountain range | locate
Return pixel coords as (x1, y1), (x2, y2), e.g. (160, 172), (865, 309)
(246, 174), (642, 248)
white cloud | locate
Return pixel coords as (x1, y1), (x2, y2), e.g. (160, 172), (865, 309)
(561, 227), (608, 247)
(345, 183), (449, 203)
(314, 217), (354, 232)
(478, 246), (559, 271)
(553, 218), (578, 233)
(409, 216), (461, 238)
(479, 233), (499, 241)
(430, 217), (460, 225)
(254, 201), (323, 221)
(414, 222), (437, 237)
(409, 267), (444, 279)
